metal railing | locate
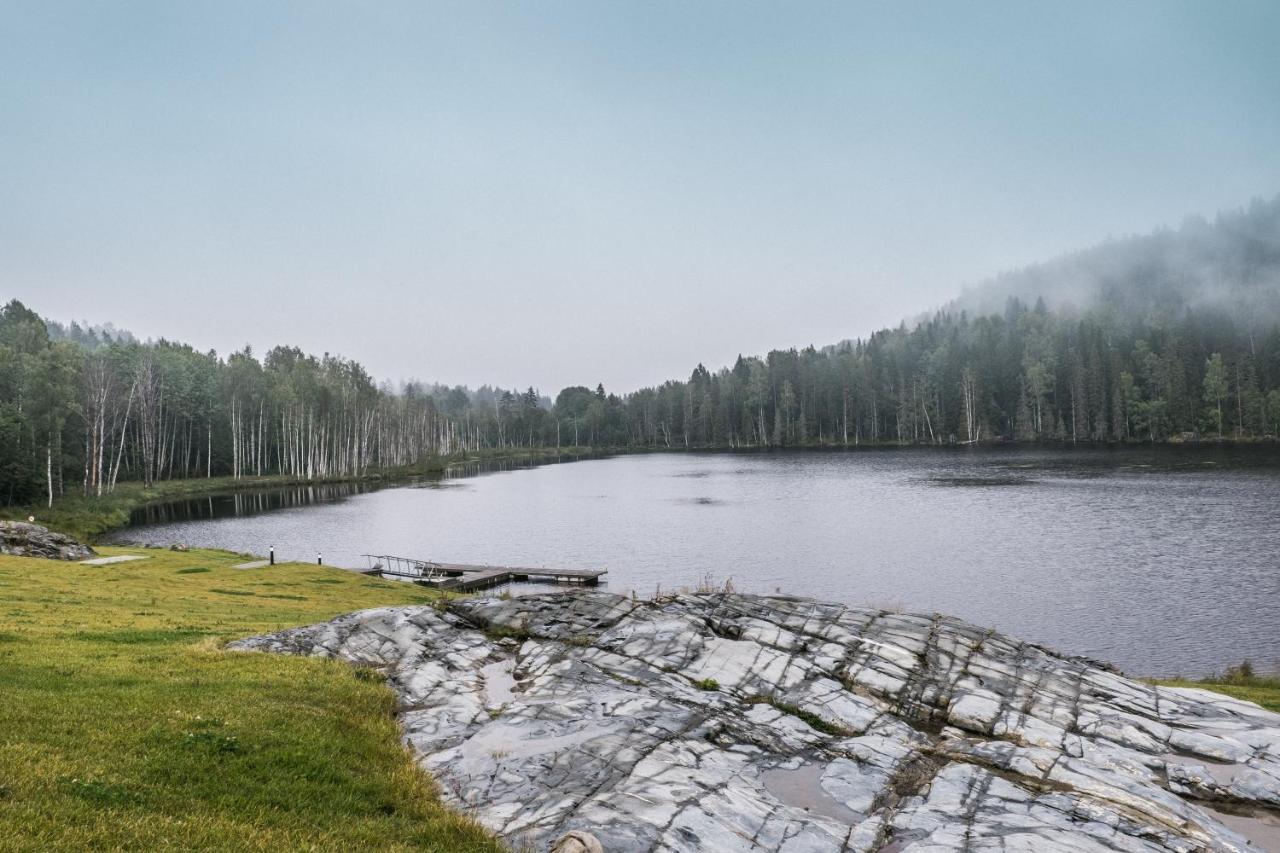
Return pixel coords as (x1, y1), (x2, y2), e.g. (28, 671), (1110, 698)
(363, 554), (446, 581)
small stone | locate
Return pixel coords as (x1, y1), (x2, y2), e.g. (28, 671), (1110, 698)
(551, 830), (604, 853)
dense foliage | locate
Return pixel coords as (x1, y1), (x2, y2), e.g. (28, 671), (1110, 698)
(3, 198), (1278, 506)
(604, 298), (1280, 449)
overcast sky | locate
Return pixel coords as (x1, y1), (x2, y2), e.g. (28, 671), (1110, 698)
(4, 2), (1280, 393)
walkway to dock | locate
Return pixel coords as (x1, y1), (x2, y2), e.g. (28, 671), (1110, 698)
(80, 555), (148, 566)
(361, 554), (605, 593)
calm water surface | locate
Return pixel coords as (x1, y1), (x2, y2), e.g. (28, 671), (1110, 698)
(111, 448), (1280, 677)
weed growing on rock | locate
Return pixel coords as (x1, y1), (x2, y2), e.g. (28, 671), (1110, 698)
(747, 697), (853, 737)
(485, 625), (531, 642)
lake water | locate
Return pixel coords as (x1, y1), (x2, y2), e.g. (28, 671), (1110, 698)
(109, 447), (1280, 677)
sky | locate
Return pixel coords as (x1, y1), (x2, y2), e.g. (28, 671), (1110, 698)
(4, 2), (1280, 394)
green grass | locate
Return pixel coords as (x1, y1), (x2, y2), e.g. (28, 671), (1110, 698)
(0, 546), (501, 852)
(483, 624), (531, 642)
(1154, 666), (1280, 713)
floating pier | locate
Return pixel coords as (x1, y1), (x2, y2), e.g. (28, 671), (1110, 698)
(362, 554), (606, 593)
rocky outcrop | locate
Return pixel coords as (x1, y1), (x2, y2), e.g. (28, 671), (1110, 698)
(230, 592), (1280, 852)
(0, 521), (95, 561)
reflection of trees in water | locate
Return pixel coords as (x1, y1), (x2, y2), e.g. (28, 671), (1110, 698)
(130, 483), (370, 525)
(129, 454), (591, 526)
(442, 453), (589, 482)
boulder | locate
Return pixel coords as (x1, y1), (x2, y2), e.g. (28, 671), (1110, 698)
(0, 521), (95, 561)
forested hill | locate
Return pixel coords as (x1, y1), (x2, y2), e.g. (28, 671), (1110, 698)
(593, 196), (1280, 449)
(3, 197), (1280, 507)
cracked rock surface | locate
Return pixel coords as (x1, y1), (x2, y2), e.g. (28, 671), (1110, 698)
(229, 592), (1280, 852)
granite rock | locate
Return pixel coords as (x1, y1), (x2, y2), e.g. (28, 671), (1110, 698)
(0, 521), (95, 561)
(230, 592), (1280, 851)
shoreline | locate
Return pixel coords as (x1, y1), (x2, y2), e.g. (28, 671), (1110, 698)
(26, 443), (1276, 681)
(3, 446), (605, 543)
(10, 440), (1278, 544)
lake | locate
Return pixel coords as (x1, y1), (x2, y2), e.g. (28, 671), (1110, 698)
(109, 447), (1280, 677)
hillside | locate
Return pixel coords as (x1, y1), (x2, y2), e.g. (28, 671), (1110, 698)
(597, 197), (1280, 447)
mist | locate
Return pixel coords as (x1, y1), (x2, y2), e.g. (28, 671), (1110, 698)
(944, 195), (1280, 331)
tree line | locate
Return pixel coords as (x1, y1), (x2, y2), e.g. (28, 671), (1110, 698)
(4, 294), (1278, 508)
(5, 294), (1279, 509)
(593, 299), (1280, 450)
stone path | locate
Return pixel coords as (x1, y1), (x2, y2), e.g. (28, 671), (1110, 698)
(230, 592), (1280, 852)
(231, 560), (270, 569)
(79, 555), (148, 565)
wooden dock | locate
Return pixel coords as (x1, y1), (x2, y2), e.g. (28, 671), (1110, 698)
(361, 554), (606, 593)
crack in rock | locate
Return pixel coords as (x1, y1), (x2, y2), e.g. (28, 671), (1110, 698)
(229, 592), (1280, 852)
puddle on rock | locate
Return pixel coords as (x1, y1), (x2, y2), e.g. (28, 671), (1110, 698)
(1199, 803), (1280, 851)
(758, 761), (864, 826)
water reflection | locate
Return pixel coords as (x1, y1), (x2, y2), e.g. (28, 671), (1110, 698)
(127, 482), (375, 525)
(123, 453), (592, 526)
(441, 452), (592, 481)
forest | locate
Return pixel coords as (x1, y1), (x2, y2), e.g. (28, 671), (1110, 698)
(0, 304), (558, 507)
(3, 197), (1279, 507)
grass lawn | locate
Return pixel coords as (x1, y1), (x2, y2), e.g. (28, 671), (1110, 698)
(0, 545), (501, 852)
(1154, 674), (1280, 713)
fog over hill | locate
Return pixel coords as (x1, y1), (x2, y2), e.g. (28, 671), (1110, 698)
(939, 195), (1280, 328)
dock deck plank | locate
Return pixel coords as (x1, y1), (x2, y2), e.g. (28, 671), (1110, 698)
(363, 554), (605, 592)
